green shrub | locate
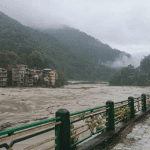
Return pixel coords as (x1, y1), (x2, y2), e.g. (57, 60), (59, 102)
(114, 105), (130, 122)
(55, 70), (68, 87)
(70, 123), (79, 149)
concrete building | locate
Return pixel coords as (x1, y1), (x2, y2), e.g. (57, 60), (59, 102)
(30, 69), (43, 85)
(24, 69), (33, 87)
(43, 68), (52, 87)
(50, 70), (58, 87)
(12, 64), (27, 86)
(0, 68), (7, 86)
(2, 64), (58, 87)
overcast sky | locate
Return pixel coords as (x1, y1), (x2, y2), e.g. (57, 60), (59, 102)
(0, 0), (150, 58)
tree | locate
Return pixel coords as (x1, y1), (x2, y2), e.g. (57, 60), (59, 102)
(55, 71), (68, 87)
(140, 55), (150, 72)
(109, 65), (135, 86)
(30, 50), (45, 68)
(0, 50), (20, 68)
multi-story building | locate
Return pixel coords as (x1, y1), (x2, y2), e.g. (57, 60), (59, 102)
(24, 69), (33, 87)
(1, 64), (58, 87)
(0, 68), (7, 86)
(30, 69), (43, 85)
(43, 68), (52, 87)
(50, 70), (58, 87)
(12, 64), (27, 86)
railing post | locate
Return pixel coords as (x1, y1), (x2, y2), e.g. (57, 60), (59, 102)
(55, 108), (71, 150)
(106, 100), (114, 131)
(141, 94), (147, 111)
(147, 95), (150, 107)
(128, 96), (134, 118)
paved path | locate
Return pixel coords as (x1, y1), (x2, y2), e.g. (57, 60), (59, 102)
(112, 113), (150, 150)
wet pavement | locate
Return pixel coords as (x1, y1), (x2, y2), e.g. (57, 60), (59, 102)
(112, 113), (150, 150)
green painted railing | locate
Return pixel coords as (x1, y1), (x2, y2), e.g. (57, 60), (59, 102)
(0, 117), (61, 150)
(70, 105), (109, 149)
(0, 93), (150, 150)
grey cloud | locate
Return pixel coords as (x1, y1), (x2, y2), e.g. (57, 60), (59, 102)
(100, 54), (143, 69)
(0, 0), (150, 55)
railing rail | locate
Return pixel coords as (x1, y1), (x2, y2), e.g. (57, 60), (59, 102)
(0, 117), (61, 136)
(0, 117), (61, 150)
(0, 93), (150, 150)
(70, 105), (109, 149)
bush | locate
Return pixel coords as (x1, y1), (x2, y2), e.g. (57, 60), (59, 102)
(55, 70), (68, 87)
(70, 123), (79, 149)
(109, 64), (150, 86)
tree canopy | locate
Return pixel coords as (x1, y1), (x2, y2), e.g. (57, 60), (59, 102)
(109, 56), (150, 86)
(0, 50), (19, 68)
(29, 50), (45, 69)
(140, 55), (150, 72)
(55, 70), (68, 87)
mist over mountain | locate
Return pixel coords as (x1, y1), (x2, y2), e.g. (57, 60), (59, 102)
(45, 26), (146, 68)
(41, 25), (130, 62)
(0, 11), (133, 81)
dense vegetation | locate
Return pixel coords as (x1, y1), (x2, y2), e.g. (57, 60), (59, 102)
(55, 70), (68, 87)
(0, 11), (130, 81)
(109, 55), (150, 86)
(42, 26), (131, 63)
(0, 50), (48, 69)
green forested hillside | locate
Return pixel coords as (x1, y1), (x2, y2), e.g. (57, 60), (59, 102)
(109, 55), (150, 86)
(42, 26), (130, 63)
(0, 11), (130, 81)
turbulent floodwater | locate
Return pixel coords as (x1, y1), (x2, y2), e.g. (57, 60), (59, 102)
(0, 84), (149, 130)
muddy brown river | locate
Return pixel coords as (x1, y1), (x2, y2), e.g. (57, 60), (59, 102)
(0, 84), (149, 130)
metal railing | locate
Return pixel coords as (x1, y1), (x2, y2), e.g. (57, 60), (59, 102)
(0, 117), (61, 150)
(0, 94), (150, 150)
(69, 105), (109, 149)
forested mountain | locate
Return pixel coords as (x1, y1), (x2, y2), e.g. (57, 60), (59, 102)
(0, 11), (131, 81)
(42, 26), (130, 63)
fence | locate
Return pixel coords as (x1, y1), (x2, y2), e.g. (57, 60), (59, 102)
(0, 93), (150, 150)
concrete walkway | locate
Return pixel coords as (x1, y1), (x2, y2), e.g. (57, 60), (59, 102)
(112, 113), (150, 150)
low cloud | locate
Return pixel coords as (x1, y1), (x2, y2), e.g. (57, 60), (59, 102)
(100, 54), (146, 69)
(1, 0), (150, 55)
